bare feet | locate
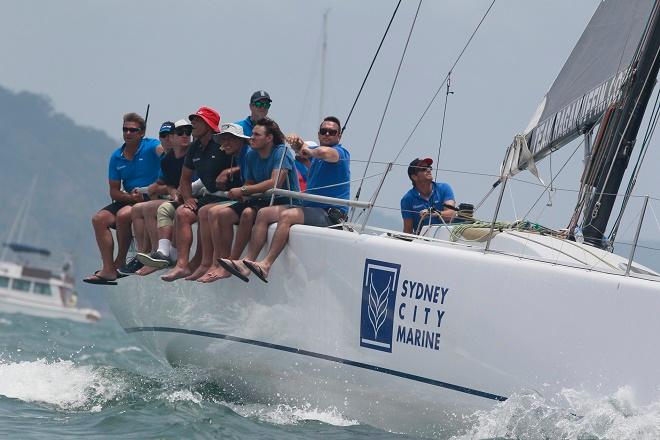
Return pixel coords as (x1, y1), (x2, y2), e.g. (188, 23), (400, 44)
(161, 265), (192, 282)
(185, 265), (209, 281)
(136, 265), (159, 276)
(198, 264), (231, 283)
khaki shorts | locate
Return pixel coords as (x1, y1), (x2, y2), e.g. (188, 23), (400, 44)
(157, 202), (178, 228)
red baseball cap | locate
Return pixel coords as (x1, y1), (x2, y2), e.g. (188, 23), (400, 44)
(189, 106), (221, 132)
(407, 157), (433, 178)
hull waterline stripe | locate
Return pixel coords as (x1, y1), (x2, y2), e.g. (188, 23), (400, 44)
(124, 326), (507, 402)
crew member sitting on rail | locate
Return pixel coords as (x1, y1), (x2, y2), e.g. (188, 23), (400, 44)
(135, 119), (193, 275)
(126, 121), (176, 275)
(212, 118), (300, 282)
(161, 107), (238, 282)
(400, 157), (456, 234)
(193, 123), (250, 283)
(234, 116), (350, 283)
(83, 112), (163, 285)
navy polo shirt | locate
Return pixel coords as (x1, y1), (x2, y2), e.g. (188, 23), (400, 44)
(158, 149), (187, 188)
(108, 137), (161, 192)
(400, 181), (455, 231)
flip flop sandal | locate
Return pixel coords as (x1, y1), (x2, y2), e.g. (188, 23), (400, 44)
(242, 260), (268, 283)
(217, 259), (250, 283)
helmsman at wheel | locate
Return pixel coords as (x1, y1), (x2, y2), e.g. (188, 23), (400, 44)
(400, 157), (456, 234)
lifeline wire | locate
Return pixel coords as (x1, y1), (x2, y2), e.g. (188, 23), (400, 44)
(343, 0), (402, 134)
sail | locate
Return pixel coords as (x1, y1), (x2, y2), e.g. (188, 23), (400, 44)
(509, 0), (655, 175)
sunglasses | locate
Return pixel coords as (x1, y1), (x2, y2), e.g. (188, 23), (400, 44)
(417, 166), (432, 173)
(319, 128), (338, 136)
(122, 127), (141, 133)
(175, 127), (192, 136)
(159, 132), (170, 138)
(253, 100), (271, 109)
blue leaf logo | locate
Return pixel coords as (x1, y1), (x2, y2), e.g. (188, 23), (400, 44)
(368, 273), (391, 339)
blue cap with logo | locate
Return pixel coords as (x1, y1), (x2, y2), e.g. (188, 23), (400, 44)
(159, 121), (175, 134)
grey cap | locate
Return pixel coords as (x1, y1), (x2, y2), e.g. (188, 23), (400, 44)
(212, 123), (250, 144)
(250, 90), (271, 103)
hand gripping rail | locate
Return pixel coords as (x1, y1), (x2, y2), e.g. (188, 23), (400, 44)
(208, 188), (371, 209)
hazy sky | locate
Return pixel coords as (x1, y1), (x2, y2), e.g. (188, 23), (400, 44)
(2, 0), (659, 241)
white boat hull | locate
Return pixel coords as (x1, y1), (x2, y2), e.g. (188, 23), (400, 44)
(107, 225), (660, 436)
(0, 294), (100, 323)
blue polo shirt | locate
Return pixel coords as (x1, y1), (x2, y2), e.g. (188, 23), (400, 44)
(303, 144), (350, 213)
(400, 181), (455, 231)
(245, 144), (300, 194)
(234, 117), (254, 184)
(108, 137), (161, 192)
(235, 116), (254, 136)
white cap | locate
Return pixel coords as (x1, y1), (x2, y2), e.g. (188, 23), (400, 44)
(212, 123), (250, 143)
(174, 118), (192, 128)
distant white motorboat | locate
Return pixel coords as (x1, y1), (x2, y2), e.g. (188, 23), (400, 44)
(0, 257), (101, 324)
(108, 0), (660, 436)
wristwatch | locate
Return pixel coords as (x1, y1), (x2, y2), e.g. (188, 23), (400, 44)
(240, 185), (248, 195)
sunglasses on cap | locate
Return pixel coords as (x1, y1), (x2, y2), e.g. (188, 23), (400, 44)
(319, 128), (338, 136)
(253, 100), (271, 109)
(175, 127), (192, 136)
(122, 126), (141, 133)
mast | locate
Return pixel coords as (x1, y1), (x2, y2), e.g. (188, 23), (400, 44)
(582, 1), (660, 248)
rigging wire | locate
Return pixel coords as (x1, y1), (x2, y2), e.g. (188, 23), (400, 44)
(392, 0), (496, 164)
(608, 85), (660, 242)
(343, 0), (402, 134)
(433, 73), (453, 181)
(350, 0), (423, 219)
(424, 72), (454, 231)
(521, 138), (584, 222)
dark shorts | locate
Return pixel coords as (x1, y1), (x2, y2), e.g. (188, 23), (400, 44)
(228, 197), (290, 218)
(99, 200), (133, 229)
(100, 200), (131, 216)
(194, 195), (231, 213)
(302, 207), (347, 227)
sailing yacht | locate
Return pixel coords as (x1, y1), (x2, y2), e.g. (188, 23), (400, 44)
(107, 0), (660, 435)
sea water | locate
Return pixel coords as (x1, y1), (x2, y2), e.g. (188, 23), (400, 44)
(1, 311), (659, 439)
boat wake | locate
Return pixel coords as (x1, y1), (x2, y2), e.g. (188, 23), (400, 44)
(0, 358), (359, 428)
(223, 401), (359, 427)
(453, 387), (660, 440)
(0, 358), (124, 411)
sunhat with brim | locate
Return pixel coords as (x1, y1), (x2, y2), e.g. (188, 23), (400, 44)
(189, 106), (220, 132)
(212, 123), (250, 144)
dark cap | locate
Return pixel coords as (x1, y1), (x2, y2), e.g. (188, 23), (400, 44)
(159, 121), (175, 134)
(250, 90), (272, 103)
(407, 157), (433, 179)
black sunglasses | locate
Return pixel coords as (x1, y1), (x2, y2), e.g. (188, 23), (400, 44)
(175, 127), (192, 136)
(319, 128), (338, 136)
(122, 127), (141, 133)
